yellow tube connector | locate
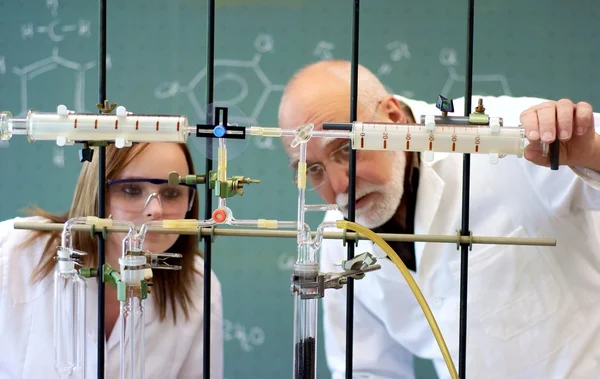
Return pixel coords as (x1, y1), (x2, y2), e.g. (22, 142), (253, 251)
(257, 219), (278, 229)
(218, 147), (227, 182)
(248, 126), (282, 137)
(162, 219), (201, 230)
(297, 162), (307, 189)
(335, 220), (459, 379)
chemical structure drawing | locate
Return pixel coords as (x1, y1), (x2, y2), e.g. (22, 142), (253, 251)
(277, 252), (296, 271)
(377, 40), (415, 99)
(313, 40), (335, 60)
(21, 0), (92, 43)
(223, 318), (266, 353)
(439, 47), (512, 97)
(154, 34), (284, 152)
(10, 0), (112, 166)
(12, 47), (100, 116)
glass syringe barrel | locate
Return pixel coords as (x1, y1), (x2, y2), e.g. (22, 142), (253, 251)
(350, 121), (525, 157)
(0, 105), (189, 146)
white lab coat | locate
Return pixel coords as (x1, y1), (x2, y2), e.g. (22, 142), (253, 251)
(320, 95), (600, 379)
(0, 216), (224, 379)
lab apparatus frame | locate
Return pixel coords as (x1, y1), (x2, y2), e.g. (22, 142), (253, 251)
(3, 0), (566, 379)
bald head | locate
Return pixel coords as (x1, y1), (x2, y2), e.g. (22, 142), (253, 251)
(275, 61), (410, 229)
(278, 60), (390, 132)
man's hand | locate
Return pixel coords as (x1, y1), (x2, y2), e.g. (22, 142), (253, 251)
(520, 99), (600, 171)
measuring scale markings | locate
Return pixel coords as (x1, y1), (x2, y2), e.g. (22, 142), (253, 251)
(353, 123), (524, 156)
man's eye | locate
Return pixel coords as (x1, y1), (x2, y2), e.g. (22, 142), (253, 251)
(307, 165), (323, 175)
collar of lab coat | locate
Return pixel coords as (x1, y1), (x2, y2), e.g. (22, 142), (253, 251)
(393, 94), (449, 267)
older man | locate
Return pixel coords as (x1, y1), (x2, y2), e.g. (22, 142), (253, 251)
(278, 59), (600, 379)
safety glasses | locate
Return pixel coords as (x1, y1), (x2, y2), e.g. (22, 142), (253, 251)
(107, 178), (196, 215)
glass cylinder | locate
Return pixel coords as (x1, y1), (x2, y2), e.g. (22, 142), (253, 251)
(53, 265), (87, 378)
(119, 255), (146, 379)
(293, 293), (318, 379)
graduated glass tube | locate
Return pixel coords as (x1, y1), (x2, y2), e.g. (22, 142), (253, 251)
(54, 217), (89, 379)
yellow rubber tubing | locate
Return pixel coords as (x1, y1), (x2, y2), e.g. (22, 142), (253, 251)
(336, 220), (459, 379)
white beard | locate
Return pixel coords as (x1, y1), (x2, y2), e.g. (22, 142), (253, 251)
(335, 152), (407, 229)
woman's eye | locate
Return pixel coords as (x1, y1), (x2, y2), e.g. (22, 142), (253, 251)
(122, 185), (142, 196)
(163, 188), (183, 198)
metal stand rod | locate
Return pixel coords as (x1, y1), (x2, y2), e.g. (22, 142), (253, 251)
(345, 1), (360, 377)
(12, 222), (557, 247)
(203, 1), (216, 378)
(459, 0), (476, 377)
(97, 0), (108, 378)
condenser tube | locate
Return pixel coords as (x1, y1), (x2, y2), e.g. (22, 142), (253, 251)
(54, 247), (87, 379)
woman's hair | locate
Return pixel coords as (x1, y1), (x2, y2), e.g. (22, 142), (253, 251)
(21, 142), (201, 323)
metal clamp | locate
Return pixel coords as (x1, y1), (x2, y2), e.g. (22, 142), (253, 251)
(89, 224), (108, 240)
(342, 229), (360, 247)
(291, 252), (381, 299)
(456, 229), (473, 251)
(144, 251), (183, 270)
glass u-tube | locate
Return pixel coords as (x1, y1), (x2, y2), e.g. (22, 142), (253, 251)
(54, 217), (90, 379)
(53, 248), (87, 379)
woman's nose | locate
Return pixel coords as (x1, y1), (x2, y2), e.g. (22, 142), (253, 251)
(143, 194), (164, 219)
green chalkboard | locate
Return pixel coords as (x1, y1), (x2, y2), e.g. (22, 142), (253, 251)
(0, 0), (598, 378)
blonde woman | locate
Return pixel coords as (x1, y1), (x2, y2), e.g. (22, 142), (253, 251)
(0, 142), (223, 379)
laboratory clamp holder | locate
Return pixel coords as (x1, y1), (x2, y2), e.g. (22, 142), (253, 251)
(0, 96), (559, 379)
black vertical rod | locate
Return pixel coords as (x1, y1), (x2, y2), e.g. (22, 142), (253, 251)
(458, 0), (475, 377)
(97, 0), (107, 378)
(345, 1), (360, 378)
(203, 0), (215, 378)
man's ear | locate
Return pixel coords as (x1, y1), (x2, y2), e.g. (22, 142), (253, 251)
(380, 94), (408, 123)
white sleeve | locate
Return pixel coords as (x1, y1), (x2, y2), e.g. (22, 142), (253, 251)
(479, 95), (600, 212)
(517, 110), (600, 212)
(208, 272), (224, 379)
(177, 269), (224, 379)
(320, 241), (415, 379)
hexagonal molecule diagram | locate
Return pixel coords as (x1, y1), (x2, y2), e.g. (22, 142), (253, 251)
(154, 34), (284, 151)
(439, 47), (512, 98)
(12, 47), (97, 117)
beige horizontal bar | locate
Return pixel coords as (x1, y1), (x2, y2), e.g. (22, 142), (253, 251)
(13, 221), (557, 247)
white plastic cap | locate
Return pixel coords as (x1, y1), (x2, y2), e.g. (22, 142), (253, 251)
(119, 255), (147, 284)
(425, 115), (435, 133)
(424, 150), (434, 162)
(57, 105), (69, 116)
(116, 106), (127, 117)
(57, 247), (75, 273)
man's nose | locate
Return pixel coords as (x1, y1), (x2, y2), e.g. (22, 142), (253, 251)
(326, 166), (349, 195)
(143, 194), (163, 219)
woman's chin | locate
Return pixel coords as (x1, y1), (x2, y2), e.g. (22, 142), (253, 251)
(142, 236), (177, 253)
